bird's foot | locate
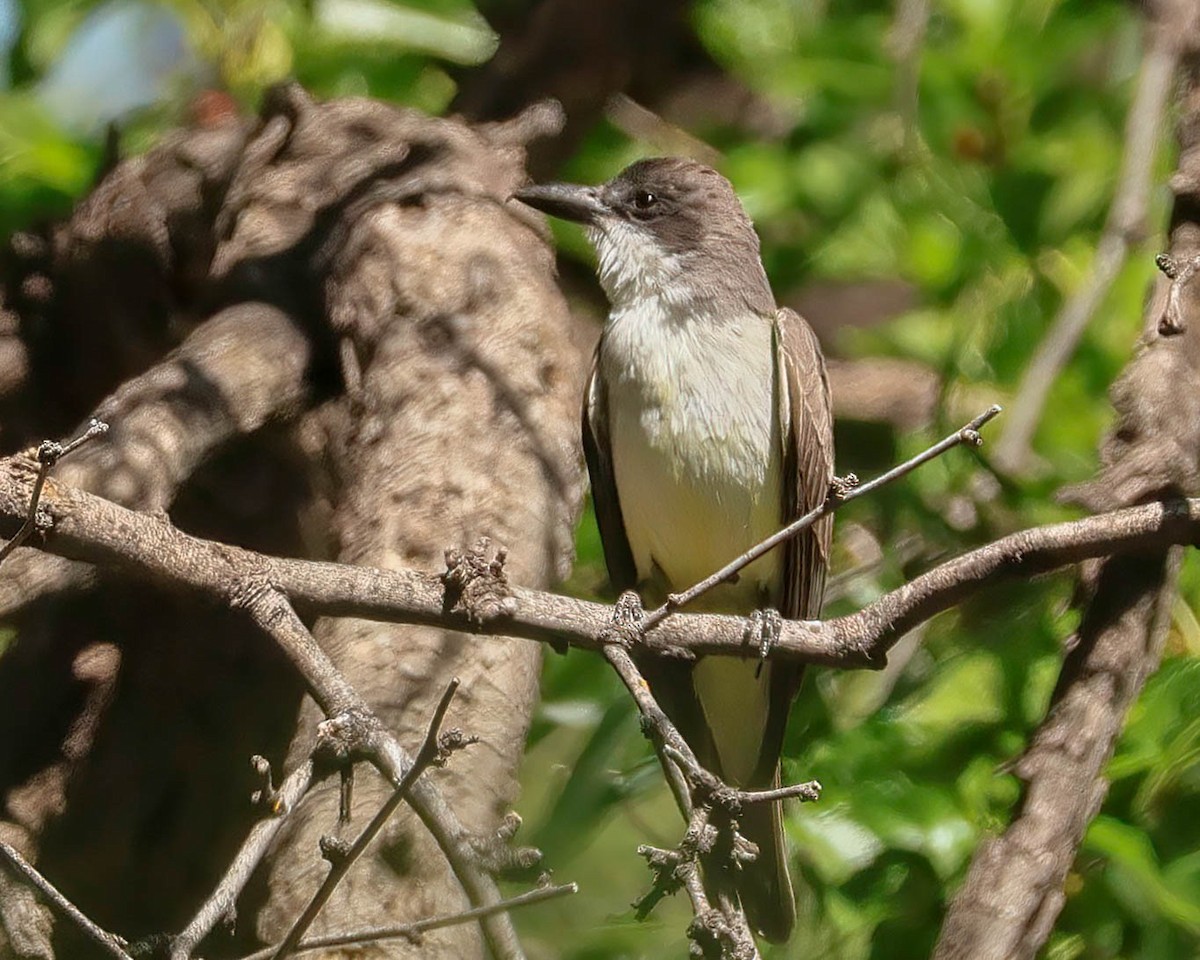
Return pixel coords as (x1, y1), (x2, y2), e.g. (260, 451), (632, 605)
(828, 472), (860, 501)
(603, 590), (647, 649)
(745, 607), (783, 674)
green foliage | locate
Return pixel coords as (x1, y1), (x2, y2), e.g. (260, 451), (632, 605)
(0, 0), (490, 235)
(4, 0), (1200, 956)
(0, 90), (96, 235)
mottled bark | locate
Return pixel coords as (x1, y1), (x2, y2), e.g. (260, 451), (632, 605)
(211, 90), (587, 958)
(0, 85), (583, 960)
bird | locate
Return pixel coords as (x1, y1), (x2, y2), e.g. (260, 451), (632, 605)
(513, 157), (833, 943)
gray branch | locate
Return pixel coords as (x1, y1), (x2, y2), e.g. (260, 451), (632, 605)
(0, 843), (132, 960)
(0, 301), (313, 618)
(4, 452), (1200, 672)
(169, 759), (316, 960)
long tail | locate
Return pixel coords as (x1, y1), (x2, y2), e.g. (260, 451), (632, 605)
(737, 765), (796, 944)
(642, 654), (800, 943)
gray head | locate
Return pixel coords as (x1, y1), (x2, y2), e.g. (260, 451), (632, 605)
(513, 157), (775, 315)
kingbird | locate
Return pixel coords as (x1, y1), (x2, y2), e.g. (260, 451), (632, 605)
(514, 157), (833, 943)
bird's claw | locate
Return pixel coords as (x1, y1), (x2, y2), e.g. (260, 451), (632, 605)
(745, 608), (783, 672)
(602, 590), (647, 648)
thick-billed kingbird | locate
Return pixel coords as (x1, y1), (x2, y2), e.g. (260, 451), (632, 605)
(514, 157), (833, 943)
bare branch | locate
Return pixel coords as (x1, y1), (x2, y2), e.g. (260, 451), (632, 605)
(6, 451), (1200, 672)
(0, 419), (107, 566)
(170, 760), (316, 960)
(232, 587), (527, 960)
(634, 803), (758, 960)
(233, 584), (361, 718)
(5, 417), (1200, 958)
(269, 680), (462, 960)
(937, 8), (1200, 954)
(933, 552), (1180, 960)
(0, 301), (313, 618)
(994, 1), (1192, 473)
(236, 883), (578, 960)
(886, 0), (931, 153)
(0, 842), (132, 960)
(736, 782), (822, 806)
(603, 621), (812, 958)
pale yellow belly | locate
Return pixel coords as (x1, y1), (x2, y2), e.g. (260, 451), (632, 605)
(607, 362), (784, 786)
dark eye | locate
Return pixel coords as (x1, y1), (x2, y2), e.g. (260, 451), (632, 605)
(634, 190), (658, 210)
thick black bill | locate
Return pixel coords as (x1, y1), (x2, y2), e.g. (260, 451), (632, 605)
(511, 183), (607, 225)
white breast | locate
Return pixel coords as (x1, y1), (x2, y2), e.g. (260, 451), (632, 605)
(599, 296), (784, 604)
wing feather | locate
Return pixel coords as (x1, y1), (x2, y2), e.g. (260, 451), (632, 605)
(740, 307), (835, 942)
(751, 306), (834, 784)
(775, 307), (834, 621)
(581, 344), (637, 592)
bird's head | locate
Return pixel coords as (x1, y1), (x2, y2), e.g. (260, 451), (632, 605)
(513, 157), (773, 313)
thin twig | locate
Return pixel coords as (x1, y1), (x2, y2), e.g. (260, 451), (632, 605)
(994, 6), (1185, 474)
(603, 647), (761, 957)
(0, 419), (107, 566)
(604, 644), (699, 816)
(232, 586), (524, 960)
(0, 842), (133, 960)
(635, 802), (759, 959)
(645, 405), (1002, 628)
(736, 781), (822, 806)
(886, 0), (931, 155)
(170, 759), (316, 960)
(238, 883), (577, 960)
(269, 679), (462, 960)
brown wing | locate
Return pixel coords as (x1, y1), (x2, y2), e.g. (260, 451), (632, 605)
(750, 306), (833, 778)
(581, 343), (637, 592)
(754, 307), (834, 775)
(740, 308), (835, 943)
(745, 305), (834, 819)
(775, 306), (835, 622)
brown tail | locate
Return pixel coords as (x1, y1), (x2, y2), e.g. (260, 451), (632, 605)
(636, 655), (799, 943)
(737, 766), (796, 943)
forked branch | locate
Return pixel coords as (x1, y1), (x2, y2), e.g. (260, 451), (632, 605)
(269, 680), (466, 960)
(0, 419), (107, 565)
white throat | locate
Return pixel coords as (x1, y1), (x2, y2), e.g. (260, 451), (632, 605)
(589, 221), (693, 311)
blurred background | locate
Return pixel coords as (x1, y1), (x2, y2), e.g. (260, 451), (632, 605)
(4, 0), (1200, 957)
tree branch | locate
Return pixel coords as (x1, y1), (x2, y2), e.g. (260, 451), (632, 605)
(5, 453), (1200, 673)
(5, 431), (1200, 956)
(0, 302), (313, 617)
(169, 759), (317, 960)
(936, 8), (1200, 955)
(886, 0), (931, 155)
(0, 842), (132, 960)
(933, 551), (1180, 960)
(235, 883), (578, 960)
(647, 405), (1001, 627)
(0, 419), (107, 564)
(232, 587), (529, 960)
(269, 680), (463, 960)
